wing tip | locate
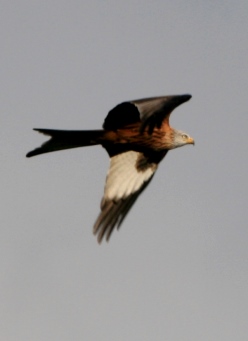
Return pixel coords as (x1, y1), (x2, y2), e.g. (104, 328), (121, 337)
(181, 93), (192, 102)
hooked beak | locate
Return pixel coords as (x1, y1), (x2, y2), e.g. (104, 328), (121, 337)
(187, 137), (195, 145)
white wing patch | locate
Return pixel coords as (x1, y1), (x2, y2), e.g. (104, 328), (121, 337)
(93, 150), (158, 243)
(104, 151), (157, 201)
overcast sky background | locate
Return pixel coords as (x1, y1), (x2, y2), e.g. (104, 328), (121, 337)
(1, 1), (248, 340)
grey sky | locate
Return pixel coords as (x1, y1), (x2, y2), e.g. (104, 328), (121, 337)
(1, 1), (248, 340)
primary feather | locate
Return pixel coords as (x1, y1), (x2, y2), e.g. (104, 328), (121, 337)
(26, 94), (194, 243)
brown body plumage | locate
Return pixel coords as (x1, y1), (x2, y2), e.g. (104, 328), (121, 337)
(27, 94), (194, 243)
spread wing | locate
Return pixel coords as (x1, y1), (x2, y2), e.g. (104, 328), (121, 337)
(93, 150), (159, 243)
(103, 94), (191, 134)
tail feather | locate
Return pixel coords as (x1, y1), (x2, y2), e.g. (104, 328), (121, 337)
(26, 129), (104, 157)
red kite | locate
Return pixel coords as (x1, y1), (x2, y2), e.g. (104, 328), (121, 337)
(27, 94), (194, 243)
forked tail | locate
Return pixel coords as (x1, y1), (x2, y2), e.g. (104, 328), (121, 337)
(26, 129), (104, 157)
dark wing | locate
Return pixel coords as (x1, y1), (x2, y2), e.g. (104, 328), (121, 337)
(133, 94), (192, 133)
(103, 94), (191, 134)
(93, 150), (158, 243)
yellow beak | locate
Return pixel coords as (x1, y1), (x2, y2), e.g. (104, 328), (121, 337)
(187, 137), (195, 145)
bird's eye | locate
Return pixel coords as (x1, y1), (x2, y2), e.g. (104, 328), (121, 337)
(182, 134), (188, 140)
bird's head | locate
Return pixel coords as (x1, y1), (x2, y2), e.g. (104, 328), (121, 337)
(170, 129), (195, 149)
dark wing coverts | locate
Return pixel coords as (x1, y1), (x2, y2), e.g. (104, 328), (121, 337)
(94, 95), (192, 242)
(26, 93), (192, 243)
(103, 94), (192, 133)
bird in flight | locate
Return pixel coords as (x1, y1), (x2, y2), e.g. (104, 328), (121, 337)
(27, 94), (194, 243)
